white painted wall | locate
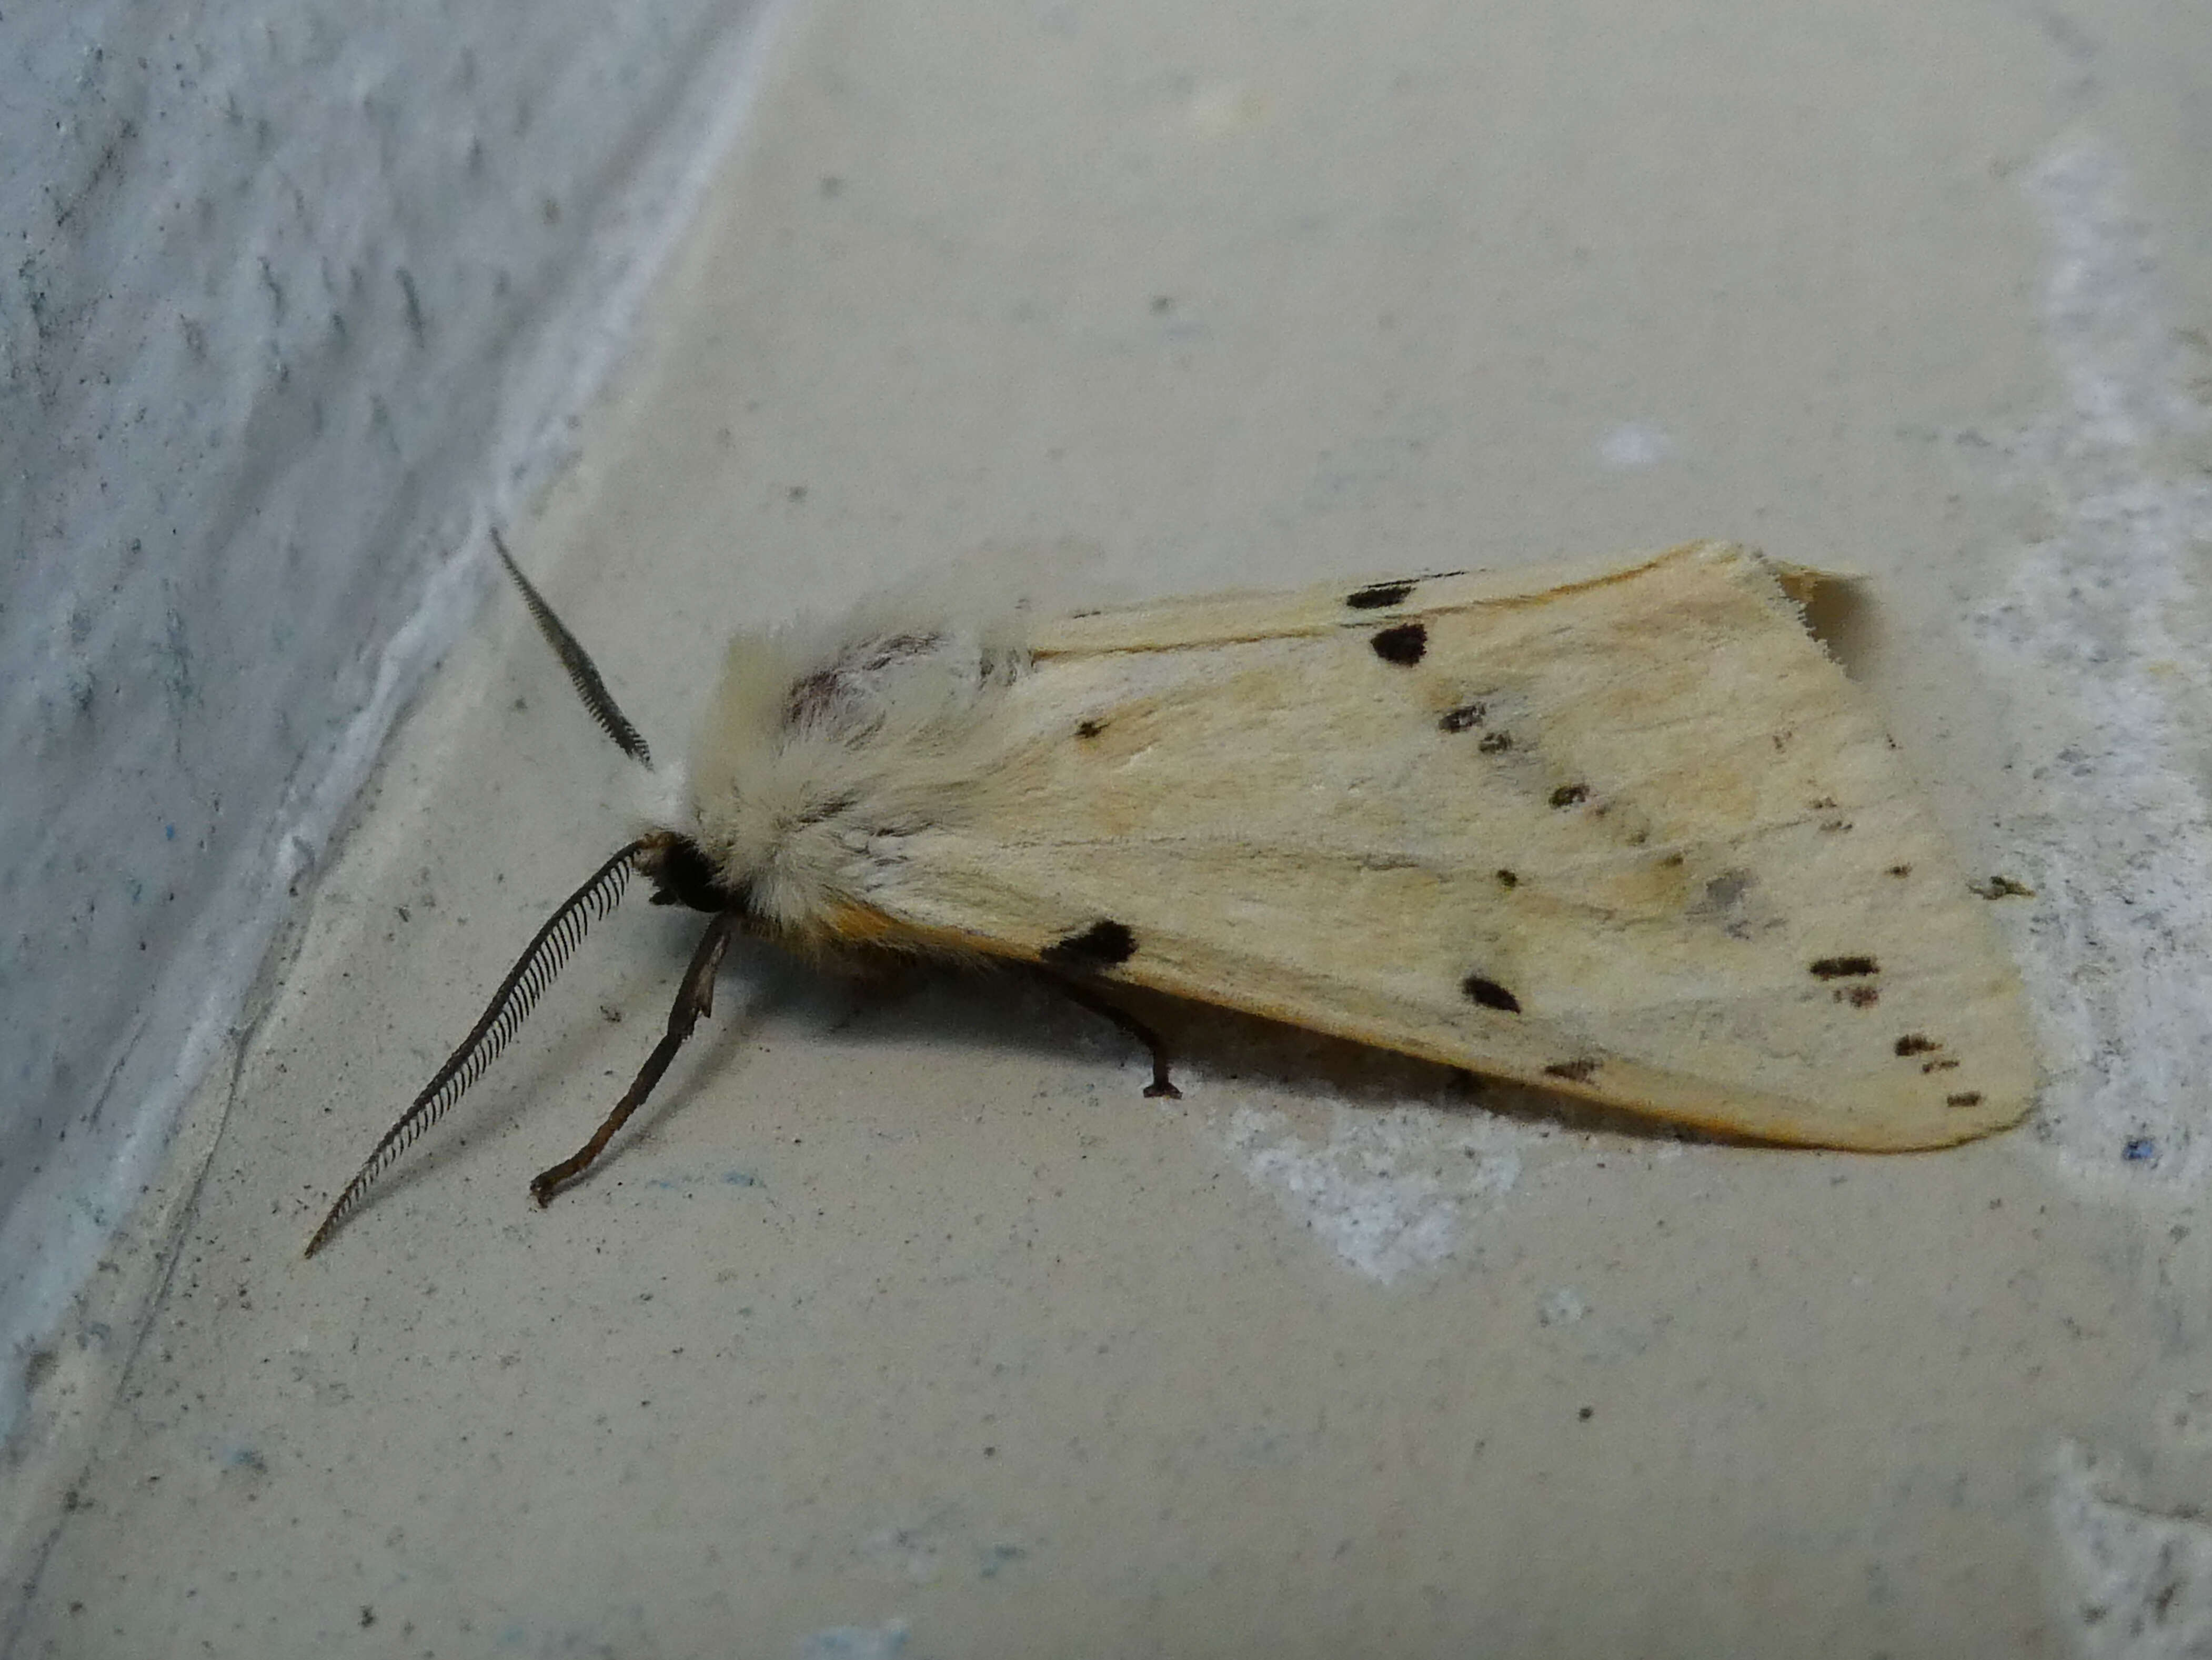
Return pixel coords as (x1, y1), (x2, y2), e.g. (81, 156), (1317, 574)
(1, 0), (785, 1427)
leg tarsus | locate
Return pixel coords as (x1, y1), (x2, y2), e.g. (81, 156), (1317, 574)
(1035, 968), (1181, 1099)
(530, 913), (737, 1206)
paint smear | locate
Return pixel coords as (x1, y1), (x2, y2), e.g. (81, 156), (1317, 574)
(1968, 138), (2212, 1193)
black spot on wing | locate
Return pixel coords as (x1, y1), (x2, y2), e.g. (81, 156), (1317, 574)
(1439, 702), (1485, 733)
(1494, 868), (1519, 889)
(1477, 732), (1513, 754)
(1347, 579), (1416, 610)
(1809, 955), (1879, 979)
(1549, 784), (1590, 808)
(1461, 974), (1521, 1013)
(1043, 919), (1138, 969)
(1075, 718), (1106, 739)
(1895, 1034), (1939, 1056)
(1946, 1091), (1984, 1108)
(1370, 623), (1427, 665)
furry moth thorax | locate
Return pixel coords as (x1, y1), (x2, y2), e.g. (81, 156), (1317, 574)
(655, 598), (1032, 944)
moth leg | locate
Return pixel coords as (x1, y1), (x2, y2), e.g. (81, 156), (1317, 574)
(1034, 967), (1182, 1100)
(529, 912), (738, 1206)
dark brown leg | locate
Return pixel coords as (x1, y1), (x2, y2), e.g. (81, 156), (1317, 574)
(1034, 968), (1181, 1099)
(530, 912), (738, 1205)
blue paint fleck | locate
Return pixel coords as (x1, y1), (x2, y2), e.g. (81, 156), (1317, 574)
(2124, 1137), (2158, 1163)
(722, 1169), (759, 1187)
(163, 823), (176, 841)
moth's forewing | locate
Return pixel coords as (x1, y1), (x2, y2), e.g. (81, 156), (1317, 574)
(850, 543), (2033, 1149)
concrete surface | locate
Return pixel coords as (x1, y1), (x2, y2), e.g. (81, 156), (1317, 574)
(9, 0), (2212, 1654)
(1, 0), (784, 1434)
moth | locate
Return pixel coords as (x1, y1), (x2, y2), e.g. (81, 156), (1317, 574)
(304, 535), (2035, 1254)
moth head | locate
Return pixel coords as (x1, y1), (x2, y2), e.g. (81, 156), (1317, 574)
(636, 828), (751, 916)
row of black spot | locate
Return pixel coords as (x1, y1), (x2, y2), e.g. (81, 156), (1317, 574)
(1349, 579), (1993, 1110)
(1358, 592), (1553, 1032)
(1045, 581), (1983, 1104)
(1364, 599), (1583, 1022)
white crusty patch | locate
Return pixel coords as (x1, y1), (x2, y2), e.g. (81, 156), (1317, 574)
(1222, 1103), (1524, 1284)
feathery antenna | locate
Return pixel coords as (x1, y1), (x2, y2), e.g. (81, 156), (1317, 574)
(491, 528), (655, 767)
(304, 839), (646, 1256)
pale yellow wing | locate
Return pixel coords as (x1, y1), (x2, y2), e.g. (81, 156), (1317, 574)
(850, 541), (2034, 1149)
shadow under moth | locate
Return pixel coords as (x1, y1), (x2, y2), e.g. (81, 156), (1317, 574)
(305, 536), (2034, 1255)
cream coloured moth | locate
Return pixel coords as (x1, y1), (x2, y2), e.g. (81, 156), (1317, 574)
(304, 535), (2034, 1254)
